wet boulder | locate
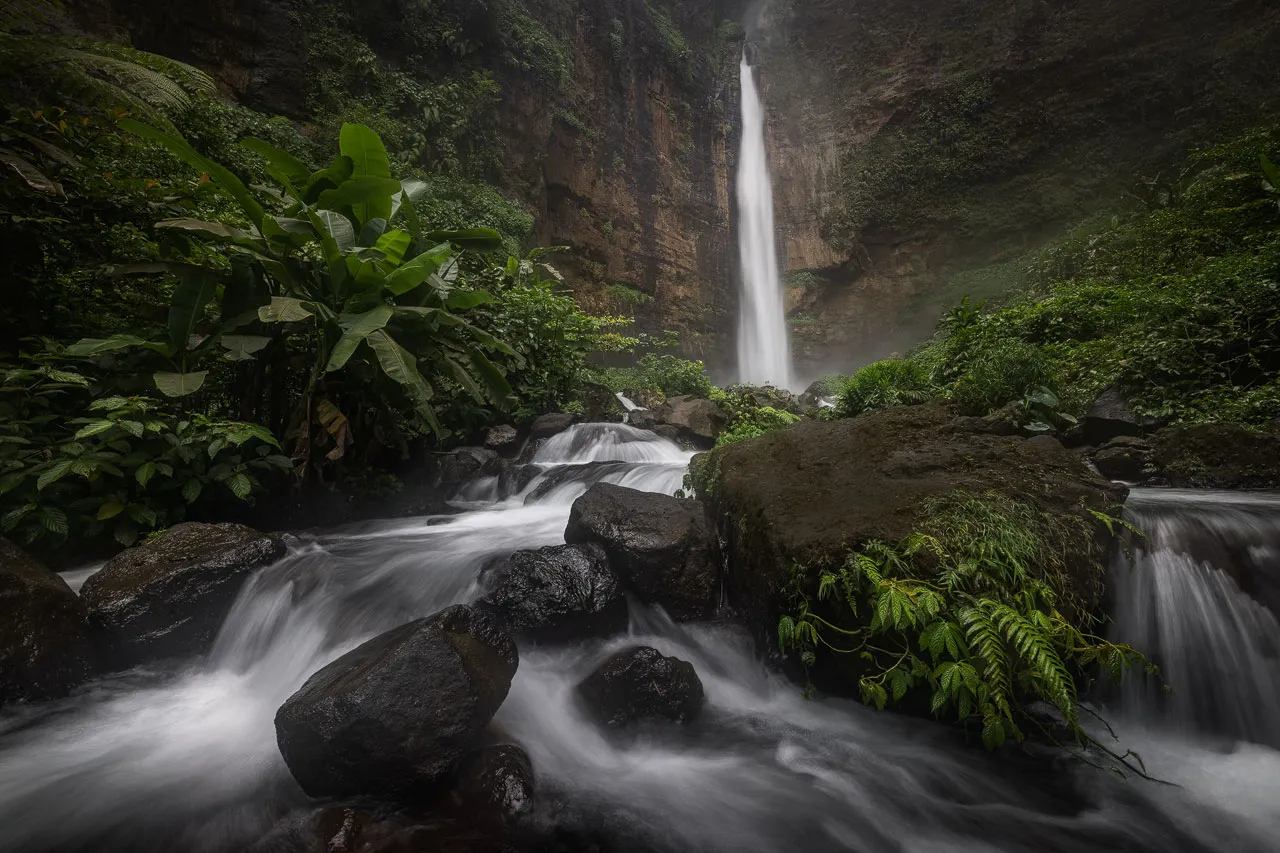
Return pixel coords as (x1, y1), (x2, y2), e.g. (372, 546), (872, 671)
(484, 425), (522, 457)
(0, 539), (96, 706)
(480, 544), (627, 643)
(577, 646), (704, 727)
(436, 447), (506, 486)
(1080, 387), (1145, 445)
(80, 522), (285, 667)
(565, 484), (718, 621)
(275, 605), (518, 799)
(454, 744), (536, 822)
(580, 382), (625, 423)
(694, 400), (1127, 650)
(629, 396), (726, 447)
(1090, 436), (1154, 482)
(528, 412), (577, 440)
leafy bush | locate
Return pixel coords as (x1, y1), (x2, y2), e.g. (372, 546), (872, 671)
(805, 374), (846, 397)
(716, 406), (801, 447)
(586, 351), (716, 400)
(834, 358), (938, 417)
(0, 363), (287, 549)
(779, 491), (1151, 753)
(948, 340), (1054, 415)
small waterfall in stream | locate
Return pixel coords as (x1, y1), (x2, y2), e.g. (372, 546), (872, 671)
(735, 51), (792, 390)
(1107, 489), (1280, 747)
(2, 435), (1279, 852)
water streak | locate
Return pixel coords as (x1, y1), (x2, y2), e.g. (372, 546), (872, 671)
(736, 51), (792, 389)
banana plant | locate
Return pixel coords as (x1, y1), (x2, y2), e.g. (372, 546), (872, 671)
(77, 119), (520, 468)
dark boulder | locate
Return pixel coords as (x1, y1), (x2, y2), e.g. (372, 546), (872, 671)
(454, 744), (535, 822)
(565, 484), (718, 621)
(528, 412), (577, 440)
(577, 646), (704, 727)
(436, 447), (506, 486)
(275, 605), (518, 799)
(629, 396), (726, 448)
(580, 383), (625, 423)
(1091, 436), (1154, 482)
(0, 539), (96, 706)
(1151, 423), (1280, 489)
(480, 544), (626, 643)
(1080, 387), (1144, 445)
(80, 522), (285, 667)
(693, 400), (1127, 649)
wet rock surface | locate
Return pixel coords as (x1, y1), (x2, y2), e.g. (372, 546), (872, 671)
(629, 396), (726, 448)
(0, 539), (96, 706)
(528, 413), (577, 440)
(275, 605), (518, 799)
(577, 646), (704, 727)
(454, 744), (536, 822)
(1151, 423), (1280, 489)
(565, 484), (718, 621)
(480, 544), (626, 644)
(1090, 436), (1155, 482)
(79, 522), (285, 667)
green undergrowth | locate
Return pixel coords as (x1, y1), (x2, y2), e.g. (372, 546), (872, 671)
(716, 406), (800, 447)
(830, 122), (1280, 426)
(779, 490), (1153, 756)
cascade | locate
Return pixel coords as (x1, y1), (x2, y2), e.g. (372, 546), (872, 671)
(1107, 489), (1280, 747)
(735, 51), (793, 390)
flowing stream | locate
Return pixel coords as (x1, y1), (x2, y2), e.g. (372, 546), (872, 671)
(1, 430), (1278, 852)
(735, 51), (792, 390)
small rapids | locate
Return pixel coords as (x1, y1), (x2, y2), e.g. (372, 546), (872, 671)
(1, 431), (1277, 852)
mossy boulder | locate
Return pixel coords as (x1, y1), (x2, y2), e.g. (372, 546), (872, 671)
(1151, 423), (1280, 489)
(693, 401), (1127, 648)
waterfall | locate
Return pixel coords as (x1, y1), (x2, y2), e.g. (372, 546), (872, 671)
(735, 51), (792, 390)
(1108, 489), (1280, 747)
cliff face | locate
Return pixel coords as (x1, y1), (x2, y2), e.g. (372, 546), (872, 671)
(72, 0), (1280, 382)
(753, 0), (1280, 378)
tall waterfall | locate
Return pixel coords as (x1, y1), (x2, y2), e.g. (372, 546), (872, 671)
(735, 52), (792, 389)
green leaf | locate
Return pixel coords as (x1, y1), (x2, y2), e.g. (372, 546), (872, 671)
(339, 123), (393, 224)
(315, 209), (356, 251)
(384, 242), (453, 295)
(445, 289), (493, 310)
(181, 478), (203, 503)
(0, 146), (60, 195)
(317, 177), (403, 220)
(74, 420), (117, 440)
(258, 297), (314, 323)
(240, 137), (311, 184)
(154, 371), (208, 397)
(65, 334), (152, 357)
(226, 472), (253, 500)
(135, 461), (157, 487)
(97, 502), (125, 521)
(366, 329), (442, 435)
(373, 229), (412, 266)
(167, 271), (218, 352)
(327, 304), (394, 372)
(38, 507), (68, 536)
(220, 335), (272, 362)
(119, 119), (266, 227)
(37, 459), (73, 490)
(155, 218), (248, 241)
(425, 227), (504, 253)
(1262, 154), (1280, 189)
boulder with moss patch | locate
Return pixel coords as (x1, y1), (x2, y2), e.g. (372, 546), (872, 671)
(1151, 423), (1280, 489)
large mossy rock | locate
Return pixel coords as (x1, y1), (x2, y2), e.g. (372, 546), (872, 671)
(577, 646), (704, 727)
(565, 484), (718, 621)
(480, 544), (627, 643)
(1151, 423), (1280, 489)
(693, 401), (1127, 642)
(0, 539), (96, 706)
(80, 522), (285, 667)
(275, 605), (518, 799)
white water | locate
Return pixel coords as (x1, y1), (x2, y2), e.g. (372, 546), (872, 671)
(736, 52), (792, 390)
(2, 439), (1278, 851)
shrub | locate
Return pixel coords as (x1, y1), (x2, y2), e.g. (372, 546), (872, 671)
(779, 490), (1152, 755)
(834, 359), (938, 417)
(716, 406), (801, 447)
(949, 340), (1054, 415)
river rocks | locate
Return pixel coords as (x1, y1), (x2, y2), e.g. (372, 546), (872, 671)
(1151, 423), (1280, 489)
(577, 646), (704, 727)
(694, 400), (1127, 646)
(454, 744), (536, 822)
(528, 412), (577, 440)
(580, 382), (625, 423)
(480, 544), (626, 643)
(484, 425), (522, 456)
(436, 447), (507, 486)
(0, 539), (96, 706)
(80, 522), (285, 667)
(1091, 436), (1155, 482)
(630, 395), (726, 447)
(1080, 387), (1144, 445)
(565, 484), (718, 621)
(275, 605), (518, 799)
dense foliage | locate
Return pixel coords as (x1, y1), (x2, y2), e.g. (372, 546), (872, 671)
(830, 123), (1280, 425)
(779, 491), (1151, 752)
